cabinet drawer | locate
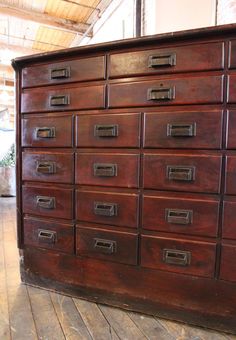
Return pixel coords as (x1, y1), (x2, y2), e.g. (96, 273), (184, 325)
(76, 113), (140, 148)
(109, 76), (223, 108)
(223, 198), (236, 239)
(22, 185), (73, 219)
(225, 155), (236, 194)
(76, 226), (138, 265)
(22, 56), (105, 88)
(22, 151), (74, 184)
(109, 42), (224, 78)
(220, 244), (236, 282)
(227, 74), (236, 103)
(229, 40), (236, 69)
(143, 152), (222, 193)
(226, 110), (236, 149)
(143, 194), (219, 237)
(144, 111), (223, 149)
(76, 153), (139, 188)
(76, 190), (139, 228)
(21, 84), (105, 113)
(141, 235), (216, 278)
(22, 115), (73, 147)
(23, 217), (74, 254)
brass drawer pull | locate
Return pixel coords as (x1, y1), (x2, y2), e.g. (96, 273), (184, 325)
(36, 161), (56, 174)
(148, 53), (176, 68)
(50, 67), (70, 79)
(36, 196), (55, 209)
(147, 87), (175, 101)
(50, 95), (70, 106)
(167, 123), (196, 137)
(163, 249), (191, 266)
(94, 202), (118, 217)
(93, 163), (117, 177)
(94, 124), (119, 137)
(94, 238), (116, 254)
(38, 229), (56, 244)
(36, 127), (56, 139)
(167, 166), (195, 181)
(165, 209), (193, 225)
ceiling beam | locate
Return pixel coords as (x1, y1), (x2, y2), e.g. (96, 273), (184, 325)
(0, 2), (91, 35)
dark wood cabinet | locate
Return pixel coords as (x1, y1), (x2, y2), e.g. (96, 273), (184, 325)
(13, 24), (236, 334)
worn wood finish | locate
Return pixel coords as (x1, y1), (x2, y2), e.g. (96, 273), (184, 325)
(229, 40), (236, 69)
(220, 243), (236, 282)
(225, 155), (236, 194)
(223, 198), (236, 239)
(226, 110), (236, 149)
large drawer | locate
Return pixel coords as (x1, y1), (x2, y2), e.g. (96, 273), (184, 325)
(76, 190), (139, 228)
(22, 115), (73, 148)
(226, 110), (236, 149)
(143, 193), (219, 237)
(22, 185), (73, 219)
(109, 75), (223, 108)
(220, 243), (236, 282)
(76, 152), (139, 188)
(76, 113), (141, 148)
(76, 226), (138, 265)
(223, 198), (236, 239)
(22, 55), (106, 88)
(109, 42), (224, 78)
(143, 111), (223, 149)
(143, 152), (222, 193)
(225, 155), (236, 194)
(141, 235), (216, 278)
(23, 217), (74, 254)
(21, 84), (105, 113)
(22, 151), (74, 184)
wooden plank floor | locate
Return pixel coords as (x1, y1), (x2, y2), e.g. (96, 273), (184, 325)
(0, 197), (235, 340)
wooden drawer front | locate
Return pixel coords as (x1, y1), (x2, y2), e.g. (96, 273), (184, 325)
(225, 155), (236, 194)
(144, 111), (223, 149)
(226, 110), (236, 149)
(109, 76), (223, 108)
(76, 153), (139, 188)
(22, 152), (74, 184)
(21, 84), (105, 113)
(24, 217), (74, 254)
(109, 42), (224, 78)
(143, 194), (219, 237)
(76, 226), (138, 265)
(76, 113), (140, 148)
(76, 190), (139, 228)
(220, 244), (236, 282)
(229, 40), (236, 69)
(223, 199), (236, 239)
(143, 153), (222, 193)
(22, 56), (105, 88)
(22, 116), (73, 147)
(22, 185), (73, 219)
(141, 235), (216, 278)
(227, 74), (236, 103)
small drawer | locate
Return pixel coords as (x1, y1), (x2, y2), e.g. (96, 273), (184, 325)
(76, 190), (139, 228)
(21, 84), (105, 113)
(76, 113), (140, 148)
(141, 235), (216, 278)
(226, 110), (236, 149)
(229, 40), (236, 69)
(22, 55), (105, 88)
(23, 217), (74, 254)
(76, 153), (139, 188)
(220, 243), (236, 282)
(143, 193), (219, 237)
(227, 74), (236, 103)
(22, 185), (73, 219)
(109, 75), (223, 108)
(223, 198), (236, 239)
(144, 111), (223, 149)
(76, 226), (138, 265)
(22, 151), (74, 184)
(109, 42), (224, 78)
(22, 115), (73, 147)
(143, 152), (222, 193)
(225, 155), (236, 194)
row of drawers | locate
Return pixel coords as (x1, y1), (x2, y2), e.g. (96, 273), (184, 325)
(22, 41), (236, 88)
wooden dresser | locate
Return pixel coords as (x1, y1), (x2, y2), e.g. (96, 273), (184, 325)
(13, 24), (236, 334)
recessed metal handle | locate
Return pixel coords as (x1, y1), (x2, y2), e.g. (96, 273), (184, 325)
(36, 127), (56, 139)
(50, 67), (70, 79)
(167, 166), (195, 181)
(94, 202), (118, 216)
(50, 95), (69, 106)
(93, 163), (117, 177)
(165, 209), (193, 225)
(167, 123), (196, 137)
(147, 87), (175, 101)
(38, 229), (56, 244)
(94, 238), (116, 254)
(163, 249), (191, 266)
(148, 53), (176, 68)
(94, 124), (119, 137)
(36, 196), (55, 209)
(36, 161), (56, 174)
